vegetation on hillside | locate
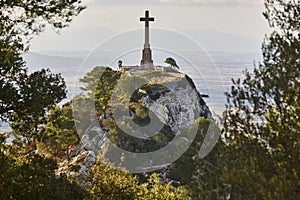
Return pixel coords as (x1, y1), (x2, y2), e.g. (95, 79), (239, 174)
(0, 1), (192, 199)
(0, 0), (299, 199)
(190, 0), (300, 199)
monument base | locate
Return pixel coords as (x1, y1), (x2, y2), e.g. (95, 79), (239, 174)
(140, 63), (154, 70)
(140, 47), (154, 70)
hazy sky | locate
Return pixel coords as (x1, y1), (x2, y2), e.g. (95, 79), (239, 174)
(30, 0), (270, 53)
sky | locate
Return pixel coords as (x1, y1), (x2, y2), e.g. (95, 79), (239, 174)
(29, 0), (270, 53)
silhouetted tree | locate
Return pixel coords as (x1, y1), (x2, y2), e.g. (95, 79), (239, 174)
(0, 0), (85, 143)
(191, 1), (300, 199)
(165, 57), (179, 70)
(118, 60), (123, 69)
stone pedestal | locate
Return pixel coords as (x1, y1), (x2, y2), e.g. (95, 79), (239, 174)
(140, 47), (154, 69)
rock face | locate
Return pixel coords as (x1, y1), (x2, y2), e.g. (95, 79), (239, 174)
(58, 71), (211, 178)
(141, 75), (211, 136)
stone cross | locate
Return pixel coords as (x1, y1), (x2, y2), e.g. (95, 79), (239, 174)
(140, 10), (154, 48)
(140, 10), (155, 69)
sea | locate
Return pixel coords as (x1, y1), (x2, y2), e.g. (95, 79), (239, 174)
(0, 51), (262, 133)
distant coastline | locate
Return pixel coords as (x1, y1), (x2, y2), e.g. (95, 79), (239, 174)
(1, 51), (261, 133)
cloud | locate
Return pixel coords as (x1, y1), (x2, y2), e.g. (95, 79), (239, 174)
(82, 0), (262, 6)
(82, 0), (160, 6)
(159, 0), (262, 6)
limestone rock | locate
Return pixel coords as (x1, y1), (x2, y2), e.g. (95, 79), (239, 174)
(57, 72), (212, 180)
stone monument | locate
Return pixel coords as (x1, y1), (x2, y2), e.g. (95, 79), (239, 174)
(140, 10), (155, 70)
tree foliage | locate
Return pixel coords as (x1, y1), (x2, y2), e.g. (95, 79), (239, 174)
(88, 158), (191, 200)
(192, 0), (300, 199)
(37, 104), (79, 160)
(10, 69), (67, 142)
(0, 0), (85, 141)
(0, 1), (87, 198)
(0, 0), (85, 42)
(0, 37), (27, 120)
(165, 57), (179, 70)
(0, 139), (86, 200)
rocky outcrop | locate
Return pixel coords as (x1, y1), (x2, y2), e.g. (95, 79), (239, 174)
(57, 71), (212, 178)
(141, 79), (211, 135)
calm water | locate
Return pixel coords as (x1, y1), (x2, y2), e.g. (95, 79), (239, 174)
(0, 51), (261, 133)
